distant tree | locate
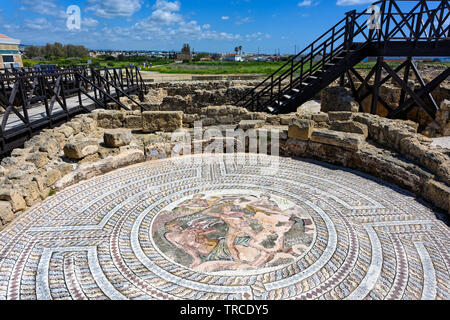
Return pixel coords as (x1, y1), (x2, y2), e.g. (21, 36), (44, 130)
(24, 46), (41, 58)
(238, 46), (242, 55)
(234, 47), (239, 54)
(53, 42), (65, 57)
(43, 43), (53, 57)
(26, 43), (89, 59)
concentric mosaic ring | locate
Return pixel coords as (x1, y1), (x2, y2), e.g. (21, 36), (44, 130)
(0, 153), (449, 300)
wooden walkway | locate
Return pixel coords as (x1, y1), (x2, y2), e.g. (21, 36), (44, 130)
(1, 94), (94, 133)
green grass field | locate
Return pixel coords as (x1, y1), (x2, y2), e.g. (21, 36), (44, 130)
(146, 60), (450, 75)
(146, 61), (288, 75)
(23, 57), (449, 75)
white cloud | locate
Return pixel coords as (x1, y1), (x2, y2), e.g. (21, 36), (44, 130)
(20, 0), (66, 17)
(221, 16), (230, 20)
(82, 17), (99, 29)
(148, 0), (182, 24)
(12, 0), (271, 49)
(153, 0), (180, 12)
(24, 17), (53, 30)
(236, 17), (252, 25)
(298, 1), (320, 7)
(87, 0), (142, 18)
(100, 1), (267, 45)
(336, 0), (373, 6)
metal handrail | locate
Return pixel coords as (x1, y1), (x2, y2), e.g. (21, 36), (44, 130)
(236, 0), (450, 112)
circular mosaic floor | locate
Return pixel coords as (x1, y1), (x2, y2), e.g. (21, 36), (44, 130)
(0, 153), (449, 300)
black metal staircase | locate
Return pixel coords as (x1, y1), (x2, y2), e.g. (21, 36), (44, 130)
(236, 0), (450, 116)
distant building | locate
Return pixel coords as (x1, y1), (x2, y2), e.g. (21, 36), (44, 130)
(177, 43), (192, 62)
(176, 52), (192, 61)
(0, 34), (22, 69)
(222, 54), (244, 62)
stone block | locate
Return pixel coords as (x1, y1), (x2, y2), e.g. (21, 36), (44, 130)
(421, 149), (448, 173)
(266, 115), (281, 125)
(310, 129), (365, 151)
(18, 180), (40, 207)
(0, 188), (27, 213)
(26, 152), (49, 169)
(423, 180), (450, 213)
(11, 148), (30, 157)
(96, 110), (126, 129)
(1, 157), (19, 167)
(206, 106), (221, 117)
(66, 121), (82, 135)
(124, 115), (142, 129)
(288, 119), (315, 141)
(238, 120), (265, 130)
(200, 118), (216, 126)
(311, 112), (329, 123)
(183, 114), (200, 125)
(330, 121), (369, 138)
(45, 169), (62, 187)
(79, 117), (97, 133)
(321, 87), (359, 113)
(64, 140), (99, 160)
(328, 111), (354, 122)
(286, 139), (308, 156)
(54, 150), (145, 191)
(39, 138), (59, 156)
(60, 164), (75, 178)
(437, 161), (450, 186)
(279, 115), (297, 125)
(78, 153), (101, 164)
(142, 111), (183, 133)
(217, 115), (234, 124)
(104, 130), (133, 148)
(56, 125), (75, 138)
(0, 201), (14, 226)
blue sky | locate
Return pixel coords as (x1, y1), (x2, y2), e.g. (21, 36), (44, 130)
(0, 0), (379, 53)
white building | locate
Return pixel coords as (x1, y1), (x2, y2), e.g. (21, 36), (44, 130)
(222, 54), (244, 62)
(0, 34), (22, 69)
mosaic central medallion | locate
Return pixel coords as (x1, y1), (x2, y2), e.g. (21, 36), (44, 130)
(151, 191), (316, 274)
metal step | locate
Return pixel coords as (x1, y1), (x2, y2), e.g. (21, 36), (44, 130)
(283, 94), (292, 99)
(292, 88), (300, 93)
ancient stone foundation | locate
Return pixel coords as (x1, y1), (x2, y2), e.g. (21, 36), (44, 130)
(0, 101), (449, 229)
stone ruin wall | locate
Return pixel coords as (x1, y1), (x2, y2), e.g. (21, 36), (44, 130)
(0, 79), (449, 230)
(122, 71), (450, 137)
(0, 105), (449, 230)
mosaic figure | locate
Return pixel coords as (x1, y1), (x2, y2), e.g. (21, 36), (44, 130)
(153, 193), (314, 273)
